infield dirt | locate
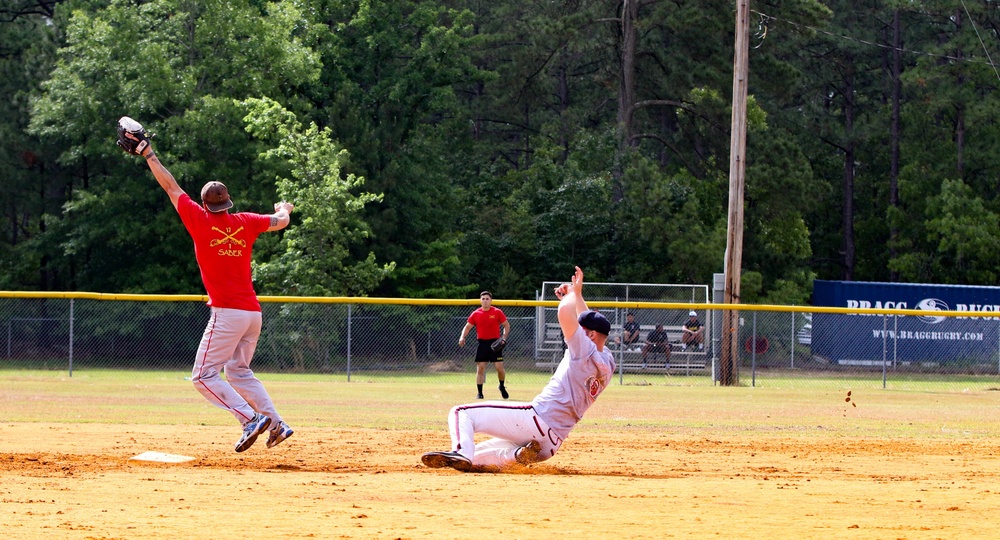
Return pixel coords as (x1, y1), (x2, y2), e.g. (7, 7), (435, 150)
(3, 422), (1000, 539)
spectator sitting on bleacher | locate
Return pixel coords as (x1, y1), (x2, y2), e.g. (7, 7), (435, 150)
(641, 323), (670, 365)
(681, 311), (704, 351)
(614, 312), (641, 350)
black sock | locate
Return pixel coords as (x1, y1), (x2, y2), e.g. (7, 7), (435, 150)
(499, 381), (505, 388)
(477, 384), (483, 393)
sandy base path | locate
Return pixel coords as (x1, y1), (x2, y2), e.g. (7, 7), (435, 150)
(3, 423), (1000, 539)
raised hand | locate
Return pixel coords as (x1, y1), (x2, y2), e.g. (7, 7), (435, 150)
(554, 283), (570, 299)
(570, 266), (584, 295)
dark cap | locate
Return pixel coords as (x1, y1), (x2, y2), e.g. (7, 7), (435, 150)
(578, 310), (611, 336)
(201, 181), (233, 213)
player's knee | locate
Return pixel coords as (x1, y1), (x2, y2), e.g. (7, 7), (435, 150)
(225, 366), (252, 381)
(190, 369), (216, 385)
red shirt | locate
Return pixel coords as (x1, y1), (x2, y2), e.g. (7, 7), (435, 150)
(176, 194), (270, 311)
(467, 307), (507, 340)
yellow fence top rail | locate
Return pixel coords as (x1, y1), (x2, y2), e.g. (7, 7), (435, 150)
(0, 290), (990, 318)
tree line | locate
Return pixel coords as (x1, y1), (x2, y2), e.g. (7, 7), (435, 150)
(2, 0), (998, 302)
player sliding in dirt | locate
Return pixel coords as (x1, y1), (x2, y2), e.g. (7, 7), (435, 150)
(117, 117), (295, 453)
(421, 265), (616, 471)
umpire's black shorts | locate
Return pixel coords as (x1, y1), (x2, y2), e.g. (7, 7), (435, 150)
(475, 339), (503, 362)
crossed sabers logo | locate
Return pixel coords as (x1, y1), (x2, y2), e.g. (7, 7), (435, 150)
(209, 226), (246, 247)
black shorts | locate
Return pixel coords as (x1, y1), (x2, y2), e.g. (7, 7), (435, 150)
(646, 343), (668, 353)
(475, 339), (503, 363)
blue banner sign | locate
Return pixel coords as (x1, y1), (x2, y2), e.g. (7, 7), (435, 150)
(812, 280), (1000, 364)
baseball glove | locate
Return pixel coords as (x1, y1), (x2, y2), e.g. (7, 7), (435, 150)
(116, 116), (152, 156)
(491, 338), (506, 353)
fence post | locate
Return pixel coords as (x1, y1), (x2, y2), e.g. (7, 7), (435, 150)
(69, 299), (74, 377)
(893, 315), (899, 369)
(612, 296), (624, 385)
(534, 291), (542, 368)
(882, 314), (887, 389)
(790, 311), (795, 369)
(751, 312), (757, 387)
(346, 303), (352, 382)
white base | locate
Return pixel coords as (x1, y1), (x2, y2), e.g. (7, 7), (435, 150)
(128, 451), (195, 464)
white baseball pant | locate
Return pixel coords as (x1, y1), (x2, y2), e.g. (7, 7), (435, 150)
(191, 307), (283, 427)
(449, 401), (564, 467)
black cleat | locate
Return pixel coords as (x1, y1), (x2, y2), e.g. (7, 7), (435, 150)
(421, 451), (473, 471)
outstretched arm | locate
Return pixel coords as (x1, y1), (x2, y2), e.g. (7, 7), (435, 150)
(142, 147), (184, 210)
(555, 266), (590, 339)
(569, 266), (590, 316)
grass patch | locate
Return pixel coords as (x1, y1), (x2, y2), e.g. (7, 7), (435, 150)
(2, 369), (998, 439)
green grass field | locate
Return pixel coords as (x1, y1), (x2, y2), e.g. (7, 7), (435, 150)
(2, 369), (997, 439)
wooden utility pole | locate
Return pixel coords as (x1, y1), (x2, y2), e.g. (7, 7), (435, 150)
(720, 0), (750, 386)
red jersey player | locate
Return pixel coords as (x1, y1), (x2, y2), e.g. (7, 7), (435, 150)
(459, 291), (511, 399)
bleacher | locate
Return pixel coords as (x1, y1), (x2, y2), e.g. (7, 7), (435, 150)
(535, 322), (708, 374)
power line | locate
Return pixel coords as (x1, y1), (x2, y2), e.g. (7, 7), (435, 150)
(753, 10), (1000, 70)
(959, 0), (1000, 83)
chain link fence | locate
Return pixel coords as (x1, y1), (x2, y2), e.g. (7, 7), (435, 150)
(2, 294), (999, 391)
